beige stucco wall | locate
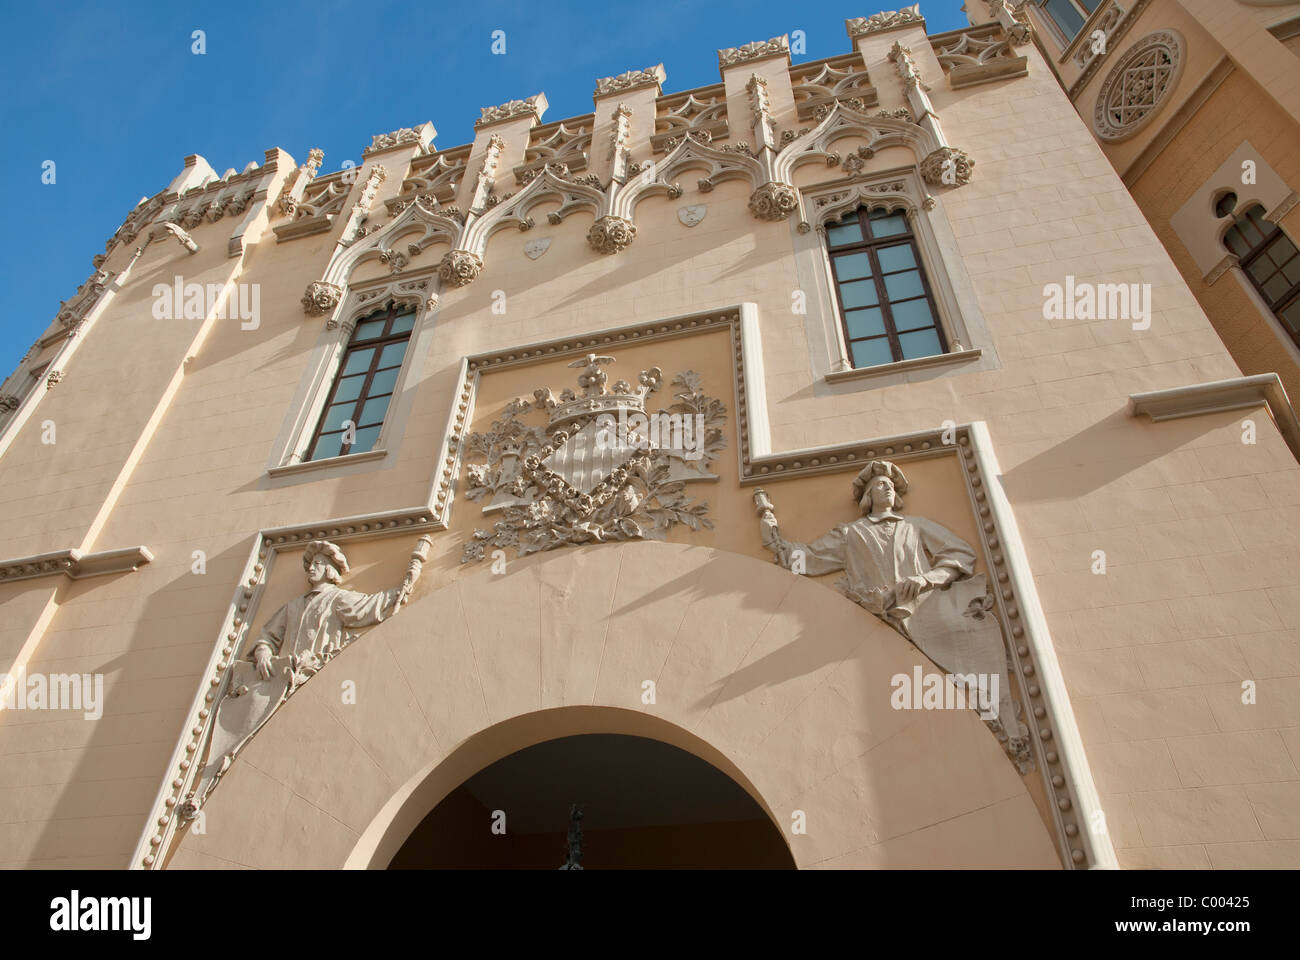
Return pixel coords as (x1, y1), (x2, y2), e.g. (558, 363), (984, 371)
(2, 6), (1299, 869)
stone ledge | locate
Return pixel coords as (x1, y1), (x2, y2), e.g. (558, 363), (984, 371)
(0, 545), (154, 583)
(824, 347), (982, 385)
(267, 447), (389, 478)
(1128, 372), (1300, 461)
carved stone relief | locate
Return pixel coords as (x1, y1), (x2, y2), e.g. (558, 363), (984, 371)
(178, 538), (430, 820)
(1093, 30), (1184, 141)
(460, 355), (725, 562)
(301, 281), (343, 317)
(846, 5), (924, 38)
(755, 460), (1031, 772)
(524, 237), (552, 259)
(677, 204), (707, 227)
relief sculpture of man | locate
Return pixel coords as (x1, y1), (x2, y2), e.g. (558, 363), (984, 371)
(181, 537), (429, 818)
(754, 460), (1029, 768)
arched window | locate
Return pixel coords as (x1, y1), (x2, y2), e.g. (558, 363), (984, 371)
(825, 206), (947, 368)
(1035, 0), (1103, 43)
(306, 301), (416, 460)
(1222, 202), (1300, 347)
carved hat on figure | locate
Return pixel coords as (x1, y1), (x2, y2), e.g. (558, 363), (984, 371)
(302, 539), (349, 577)
(851, 459), (908, 507)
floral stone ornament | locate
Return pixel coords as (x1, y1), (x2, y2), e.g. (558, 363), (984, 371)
(460, 354), (727, 562)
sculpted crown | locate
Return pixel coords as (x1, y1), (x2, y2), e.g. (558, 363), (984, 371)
(532, 353), (663, 428)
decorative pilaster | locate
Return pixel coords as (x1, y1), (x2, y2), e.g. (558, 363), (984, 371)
(987, 0), (1032, 45)
(278, 148), (323, 217)
(747, 74), (777, 152)
(338, 165), (387, 246)
(608, 104), (633, 185)
(470, 135), (506, 212)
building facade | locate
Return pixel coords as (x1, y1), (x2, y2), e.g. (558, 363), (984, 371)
(1, 1), (1299, 870)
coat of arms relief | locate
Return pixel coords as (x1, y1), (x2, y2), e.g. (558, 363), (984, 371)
(460, 354), (726, 562)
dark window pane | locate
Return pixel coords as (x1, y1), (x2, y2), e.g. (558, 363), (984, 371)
(1225, 228), (1252, 258)
(1042, 0), (1085, 38)
(332, 374), (366, 405)
(1263, 272), (1291, 302)
(868, 212), (907, 238)
(1279, 297), (1300, 334)
(358, 395), (391, 427)
(898, 328), (943, 360)
(389, 312), (416, 335)
(351, 425), (382, 454)
(352, 319), (386, 342)
(378, 342), (407, 369)
(884, 270), (924, 301)
(1214, 192), (1237, 218)
(321, 403), (356, 434)
(342, 348), (375, 376)
(839, 279), (880, 309)
(369, 367), (400, 396)
(311, 432), (344, 461)
(877, 244), (917, 273)
(891, 299), (935, 331)
(1247, 257), (1274, 284)
(1269, 236), (1297, 262)
(827, 221), (863, 246)
(833, 252), (873, 281)
(845, 307), (886, 339)
(1282, 256), (1300, 287)
(851, 338), (895, 368)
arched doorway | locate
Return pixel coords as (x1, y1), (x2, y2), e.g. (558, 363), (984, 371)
(388, 733), (795, 869)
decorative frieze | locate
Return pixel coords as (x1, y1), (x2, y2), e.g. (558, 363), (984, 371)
(846, 5), (924, 38)
(933, 26), (1029, 88)
(652, 86), (729, 154)
(791, 54), (879, 122)
(476, 94), (546, 128)
(587, 215), (637, 254)
(363, 123), (435, 156)
(718, 35), (789, 69)
(594, 64), (665, 98)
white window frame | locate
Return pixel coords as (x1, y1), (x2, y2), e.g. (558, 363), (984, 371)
(266, 269), (439, 478)
(793, 167), (997, 386)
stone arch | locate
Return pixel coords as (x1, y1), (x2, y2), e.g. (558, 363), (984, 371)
(170, 541), (1062, 869)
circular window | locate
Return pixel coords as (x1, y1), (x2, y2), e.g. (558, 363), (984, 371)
(1093, 31), (1185, 142)
(1213, 191), (1238, 219)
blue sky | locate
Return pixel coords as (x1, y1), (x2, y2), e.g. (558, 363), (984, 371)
(0, 0), (970, 375)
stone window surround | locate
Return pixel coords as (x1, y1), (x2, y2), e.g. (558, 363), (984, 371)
(265, 270), (440, 479)
(792, 167), (997, 388)
(1168, 141), (1300, 373)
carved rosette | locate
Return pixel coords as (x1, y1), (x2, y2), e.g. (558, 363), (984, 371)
(439, 250), (483, 287)
(748, 182), (799, 221)
(301, 281), (343, 317)
(587, 216), (637, 255)
(45, 371), (63, 390)
(920, 147), (974, 187)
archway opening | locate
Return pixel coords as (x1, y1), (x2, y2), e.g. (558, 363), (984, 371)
(387, 733), (796, 869)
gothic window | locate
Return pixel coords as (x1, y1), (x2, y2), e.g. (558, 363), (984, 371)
(306, 302), (415, 461)
(1222, 201), (1300, 348)
(1035, 0), (1102, 42)
(826, 206), (947, 368)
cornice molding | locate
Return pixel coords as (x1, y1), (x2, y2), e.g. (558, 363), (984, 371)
(1129, 373), (1300, 462)
(0, 545), (154, 584)
(846, 5), (925, 39)
(594, 64), (665, 98)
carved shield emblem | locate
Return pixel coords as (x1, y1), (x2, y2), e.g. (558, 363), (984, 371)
(524, 237), (552, 260)
(459, 355), (727, 563)
(677, 204), (707, 227)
